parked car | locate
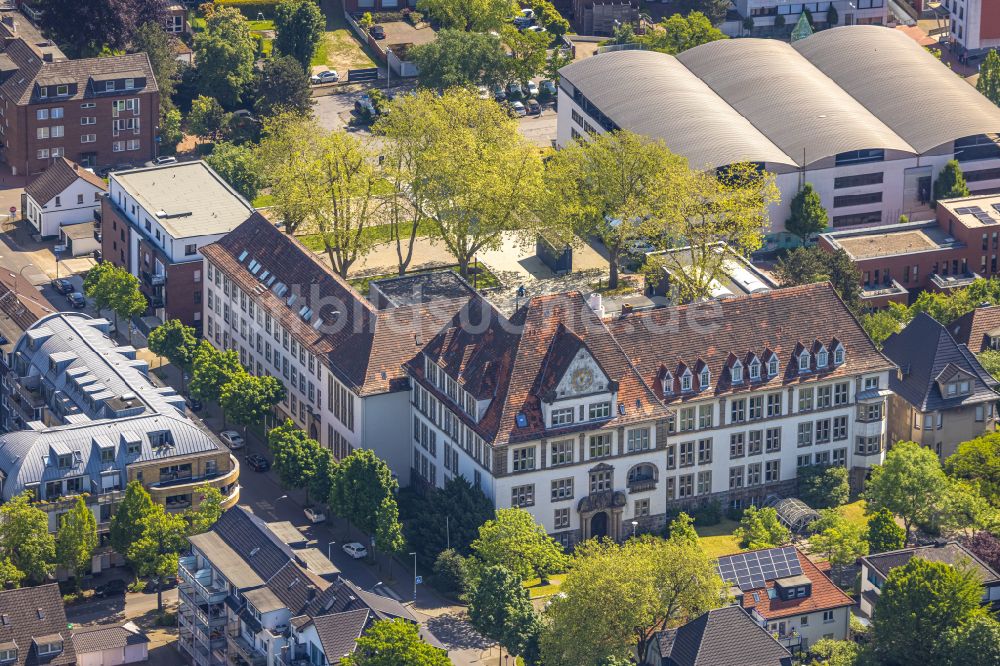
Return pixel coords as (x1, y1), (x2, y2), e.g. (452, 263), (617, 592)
(153, 156), (177, 166)
(93, 579), (127, 598)
(304, 506), (326, 524)
(51, 278), (73, 295)
(342, 542), (368, 559)
(526, 98), (541, 115)
(513, 16), (533, 29)
(67, 292), (85, 309)
(526, 25), (546, 34)
(507, 82), (522, 97)
(511, 101), (527, 117)
(476, 85), (490, 99)
(492, 84), (506, 102)
(220, 430), (245, 450)
(540, 79), (557, 96)
(525, 81), (539, 97)
(310, 70), (339, 84)
(245, 454), (270, 472)
(184, 396), (203, 412)
(370, 25), (385, 39)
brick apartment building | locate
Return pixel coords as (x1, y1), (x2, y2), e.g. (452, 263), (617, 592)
(946, 0), (1000, 63)
(819, 193), (1000, 308)
(0, 9), (158, 176)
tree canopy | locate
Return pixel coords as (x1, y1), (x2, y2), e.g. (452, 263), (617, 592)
(933, 160), (971, 205)
(127, 504), (188, 611)
(470, 508), (567, 582)
(206, 142), (265, 202)
(416, 0), (515, 32)
(773, 246), (862, 312)
(185, 485), (226, 536)
(675, 0), (731, 25)
(132, 21), (179, 115)
(401, 476), (495, 567)
(642, 12), (728, 54)
(269, 420), (322, 503)
(274, 0), (325, 70)
(409, 30), (506, 90)
(41, 0), (165, 56)
(866, 507), (905, 554)
(467, 565), (541, 662)
(785, 182), (828, 242)
(342, 618), (450, 666)
(254, 54), (314, 119)
(110, 481), (156, 558)
(734, 505), (791, 550)
(55, 496), (98, 591)
(220, 372), (286, 430)
(978, 49), (1000, 107)
(0, 492), (54, 585)
(147, 319), (198, 389)
(797, 464), (849, 509)
(946, 431), (1000, 506)
(189, 342), (242, 404)
(194, 7), (256, 109)
(328, 448), (400, 538)
(865, 440), (948, 542)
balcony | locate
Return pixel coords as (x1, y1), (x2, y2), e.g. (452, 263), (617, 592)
(142, 270), (166, 287)
(179, 556), (228, 604)
(227, 630), (266, 666)
(626, 478), (657, 493)
(774, 631), (802, 651)
(148, 456), (240, 507)
(930, 272), (980, 292)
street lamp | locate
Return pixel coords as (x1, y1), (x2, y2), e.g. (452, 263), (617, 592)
(631, 520), (638, 538)
(410, 552), (417, 603)
(327, 541), (336, 562)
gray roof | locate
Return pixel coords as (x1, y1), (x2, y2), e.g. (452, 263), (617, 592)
(24, 157), (105, 207)
(369, 270), (476, 308)
(653, 606), (792, 666)
(793, 25), (1000, 154)
(0, 583), (76, 666)
(311, 610), (372, 665)
(882, 312), (999, 412)
(72, 622), (147, 654)
(861, 541), (1000, 585)
(559, 50), (796, 170)
(110, 162), (255, 239)
(677, 38), (913, 167)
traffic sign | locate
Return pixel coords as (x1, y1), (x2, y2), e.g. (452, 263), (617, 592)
(8, 206), (14, 215)
(414, 575), (423, 585)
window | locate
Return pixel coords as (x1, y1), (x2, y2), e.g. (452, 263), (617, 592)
(679, 407), (695, 431)
(678, 473), (694, 498)
(729, 466), (744, 489)
(766, 392), (782, 417)
(681, 371), (692, 391)
(817, 349), (829, 368)
(56, 84), (68, 96)
(589, 468), (613, 493)
(51, 125), (63, 138)
(747, 462), (762, 485)
(834, 347), (845, 365)
(36, 641), (62, 656)
(112, 141), (124, 152)
(857, 435), (882, 455)
(799, 387), (814, 411)
(699, 368), (711, 389)
(0, 647), (16, 662)
(766, 427), (782, 452)
(858, 402), (882, 422)
(589, 433), (612, 459)
(816, 385), (832, 408)
(834, 171), (884, 188)
(749, 396), (763, 420)
(627, 428), (649, 452)
(798, 454), (812, 468)
(823, 610), (835, 623)
(748, 430), (763, 455)
(731, 361), (743, 383)
(768, 357), (779, 376)
(512, 446), (535, 472)
(635, 498), (650, 517)
(697, 438), (712, 464)
(551, 478), (573, 501)
(765, 460), (780, 483)
(36, 126), (49, 139)
(551, 407), (574, 426)
(797, 422), (813, 447)
(666, 443), (676, 469)
(588, 401), (611, 420)
(127, 139), (140, 151)
(815, 450), (831, 466)
(816, 419), (831, 444)
(554, 508), (570, 529)
(184, 243), (197, 256)
(550, 439), (574, 466)
(698, 404), (713, 428)
(730, 432), (745, 458)
(731, 398), (746, 423)
(105, 81), (115, 92)
(833, 415), (848, 441)
(799, 351), (811, 372)
(54, 196), (61, 207)
(835, 148), (884, 165)
(833, 448), (847, 467)
(679, 441), (694, 466)
(834, 191), (883, 208)
(864, 376), (880, 390)
(511, 484), (534, 507)
(749, 359), (761, 380)
(36, 108), (48, 120)
(834, 382), (849, 405)
(81, 116), (96, 125)
(697, 470), (712, 495)
(100, 447), (114, 463)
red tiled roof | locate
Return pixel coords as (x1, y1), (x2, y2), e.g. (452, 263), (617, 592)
(950, 305), (1000, 353)
(610, 283), (894, 403)
(740, 549), (853, 620)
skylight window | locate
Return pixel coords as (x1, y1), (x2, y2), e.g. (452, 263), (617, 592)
(238, 250), (249, 262)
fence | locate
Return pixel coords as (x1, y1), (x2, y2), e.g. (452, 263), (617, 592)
(594, 42), (648, 55)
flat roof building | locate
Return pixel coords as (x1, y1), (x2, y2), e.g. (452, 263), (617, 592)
(558, 26), (1000, 246)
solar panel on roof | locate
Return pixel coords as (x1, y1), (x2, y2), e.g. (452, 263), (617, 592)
(716, 547), (802, 591)
(970, 206), (985, 214)
(955, 208), (970, 214)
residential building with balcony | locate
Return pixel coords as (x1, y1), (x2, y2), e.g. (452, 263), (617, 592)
(882, 312), (999, 461)
(179, 506), (431, 666)
(859, 540), (1000, 618)
(0, 583), (76, 666)
(558, 27), (1000, 248)
(719, 547), (853, 654)
(0, 9), (159, 176)
(101, 161), (256, 333)
(0, 312), (239, 569)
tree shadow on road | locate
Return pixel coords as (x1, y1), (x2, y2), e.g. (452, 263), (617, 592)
(426, 613), (491, 652)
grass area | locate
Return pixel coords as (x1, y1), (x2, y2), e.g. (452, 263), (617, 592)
(322, 10), (377, 73)
(523, 574), (566, 599)
(248, 19), (275, 31)
(252, 193), (276, 207)
(837, 499), (867, 529)
(696, 518), (744, 559)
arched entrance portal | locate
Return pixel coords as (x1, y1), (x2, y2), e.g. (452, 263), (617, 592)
(590, 511), (609, 540)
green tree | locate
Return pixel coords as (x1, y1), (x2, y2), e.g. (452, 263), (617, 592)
(666, 512), (699, 547)
(402, 476), (494, 567)
(786, 183), (829, 242)
(943, 614), (1000, 666)
(933, 159), (971, 205)
(808, 510), (868, 585)
(977, 348), (1000, 380)
(734, 506), (791, 550)
(159, 108), (183, 155)
(194, 6), (256, 108)
(110, 270), (147, 344)
(826, 4), (839, 26)
(184, 485), (225, 536)
(40, 0), (165, 56)
(432, 548), (469, 598)
(205, 142), (265, 202)
(374, 494), (405, 573)
(416, 0), (515, 32)
(541, 536), (726, 664)
(133, 21), (179, 115)
(871, 557), (986, 665)
(188, 95), (228, 142)
(501, 24), (551, 88)
(83, 261), (133, 326)
(328, 448), (399, 537)
(110, 481), (156, 559)
(977, 49), (1000, 106)
(866, 508), (906, 554)
(147, 318), (198, 392)
(273, 0), (325, 70)
(797, 464), (850, 509)
(220, 372), (286, 431)
(0, 558), (24, 589)
(55, 496), (98, 592)
(532, 0), (569, 37)
(409, 29), (507, 90)
(790, 11), (814, 41)
(937, 480), (997, 537)
(774, 246), (862, 312)
(127, 505), (188, 611)
(642, 11), (727, 54)
(742, 15), (755, 35)
(0, 491), (54, 585)
(861, 309), (906, 348)
(189, 342), (242, 404)
(309, 447), (338, 512)
(946, 431), (1000, 505)
(470, 508), (567, 582)
(676, 0), (731, 24)
(467, 565), (541, 663)
(342, 618), (450, 666)
(255, 112), (319, 235)
(268, 420), (321, 504)
(254, 54), (313, 118)
(865, 440), (948, 543)
(807, 639), (861, 666)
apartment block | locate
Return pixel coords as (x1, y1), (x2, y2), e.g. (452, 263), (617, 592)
(0, 10), (159, 176)
(101, 162), (255, 333)
(734, 0), (887, 33)
(945, 0), (1000, 62)
(0, 312), (239, 569)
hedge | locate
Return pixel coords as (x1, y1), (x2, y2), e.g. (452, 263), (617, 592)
(213, 0), (281, 19)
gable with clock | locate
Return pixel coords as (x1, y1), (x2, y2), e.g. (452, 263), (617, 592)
(555, 349), (610, 398)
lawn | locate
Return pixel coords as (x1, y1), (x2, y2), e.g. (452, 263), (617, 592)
(696, 518), (744, 559)
(321, 9), (377, 74)
(523, 573), (566, 599)
(837, 499), (868, 529)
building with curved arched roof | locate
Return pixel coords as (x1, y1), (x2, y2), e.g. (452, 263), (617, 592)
(557, 26), (1000, 247)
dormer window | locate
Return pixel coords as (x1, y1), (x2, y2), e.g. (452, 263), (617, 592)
(817, 349), (828, 368)
(699, 369), (710, 390)
(662, 372), (673, 396)
(731, 361), (743, 384)
(798, 351), (810, 373)
(105, 81), (115, 92)
(768, 358), (778, 377)
(833, 345), (845, 365)
(749, 359), (761, 380)
(681, 371), (692, 392)
(56, 85), (67, 96)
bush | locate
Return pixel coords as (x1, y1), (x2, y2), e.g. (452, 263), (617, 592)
(692, 500), (722, 527)
(432, 548), (468, 599)
(213, 0), (280, 19)
(724, 505), (745, 522)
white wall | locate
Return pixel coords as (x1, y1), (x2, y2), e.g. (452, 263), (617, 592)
(26, 177), (102, 237)
(76, 643), (149, 666)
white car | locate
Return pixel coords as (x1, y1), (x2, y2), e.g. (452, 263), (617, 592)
(526, 25), (546, 34)
(511, 101), (527, 117)
(220, 430), (245, 450)
(310, 70), (339, 84)
(342, 542), (368, 559)
(525, 81), (539, 97)
(153, 156), (177, 165)
(304, 506), (326, 524)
